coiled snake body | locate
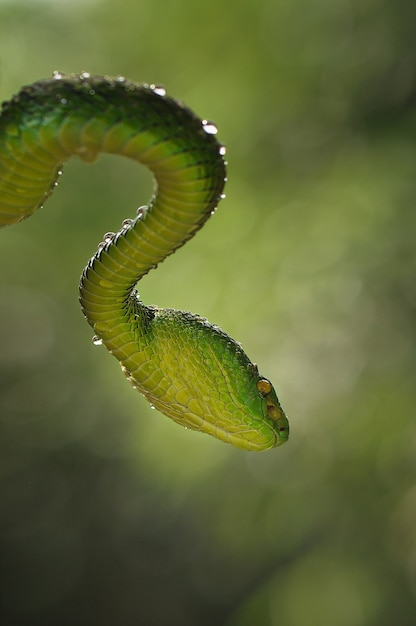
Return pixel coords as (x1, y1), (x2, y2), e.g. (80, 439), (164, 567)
(0, 73), (288, 451)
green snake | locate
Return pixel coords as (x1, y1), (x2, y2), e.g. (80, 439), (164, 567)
(0, 72), (289, 451)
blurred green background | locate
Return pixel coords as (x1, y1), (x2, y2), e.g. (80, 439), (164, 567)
(1, 0), (416, 624)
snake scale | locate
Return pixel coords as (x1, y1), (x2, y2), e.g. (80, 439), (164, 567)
(0, 72), (289, 451)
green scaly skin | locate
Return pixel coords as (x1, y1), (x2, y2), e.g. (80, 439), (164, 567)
(0, 72), (289, 451)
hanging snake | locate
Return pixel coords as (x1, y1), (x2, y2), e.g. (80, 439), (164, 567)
(0, 72), (289, 451)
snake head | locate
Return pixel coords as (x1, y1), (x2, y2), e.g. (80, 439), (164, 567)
(118, 308), (289, 452)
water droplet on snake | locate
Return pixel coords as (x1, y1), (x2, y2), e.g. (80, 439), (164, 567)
(150, 84), (166, 97)
(136, 205), (147, 218)
(202, 120), (218, 135)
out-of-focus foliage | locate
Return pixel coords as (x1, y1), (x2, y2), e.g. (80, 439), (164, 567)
(1, 0), (416, 624)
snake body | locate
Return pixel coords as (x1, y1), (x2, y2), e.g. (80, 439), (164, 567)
(0, 73), (288, 451)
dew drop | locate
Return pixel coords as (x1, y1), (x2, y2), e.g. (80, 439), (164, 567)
(202, 120), (218, 135)
(52, 71), (63, 80)
(97, 241), (106, 251)
(122, 218), (133, 228)
(92, 335), (103, 346)
(116, 76), (126, 83)
(136, 205), (147, 218)
(150, 84), (166, 97)
(219, 144), (227, 155)
(150, 404), (156, 410)
(103, 232), (115, 242)
(220, 193), (226, 199)
(80, 71), (91, 79)
(60, 98), (68, 105)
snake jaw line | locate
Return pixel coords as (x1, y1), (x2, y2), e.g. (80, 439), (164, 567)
(0, 73), (289, 451)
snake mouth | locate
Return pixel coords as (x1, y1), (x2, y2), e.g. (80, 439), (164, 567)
(265, 401), (289, 443)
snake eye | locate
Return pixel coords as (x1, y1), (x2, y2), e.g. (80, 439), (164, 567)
(257, 378), (272, 396)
